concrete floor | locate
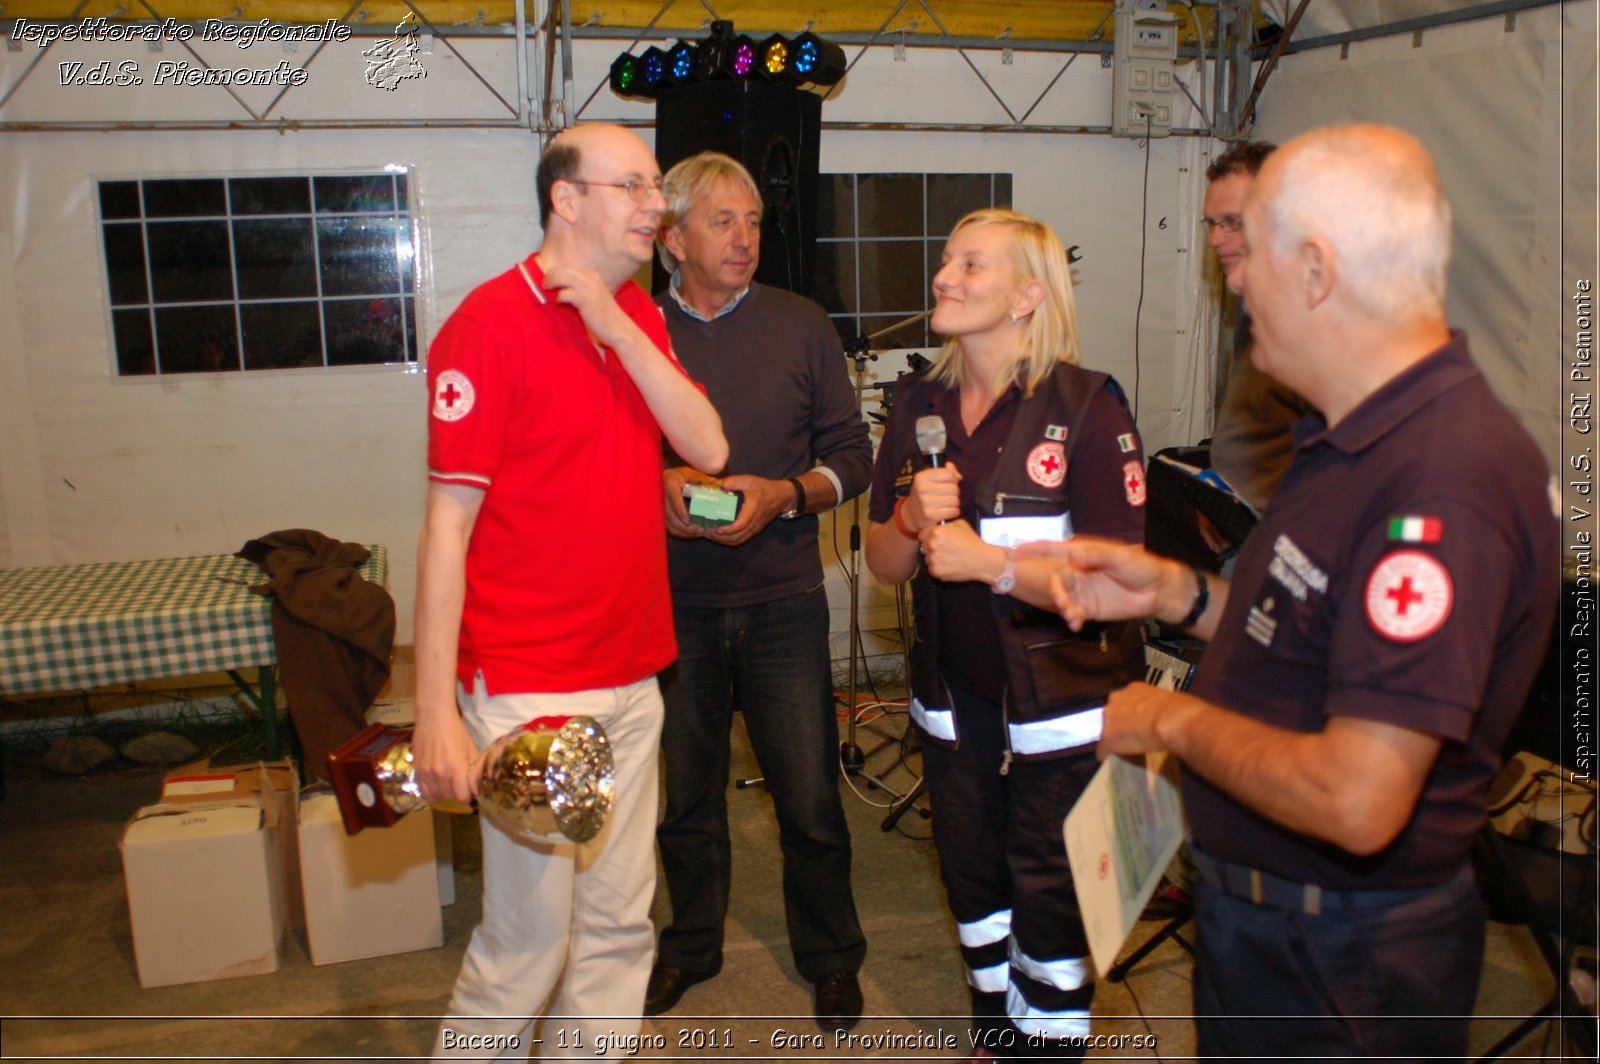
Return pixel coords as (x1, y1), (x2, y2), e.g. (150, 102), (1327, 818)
(0, 705), (1576, 1061)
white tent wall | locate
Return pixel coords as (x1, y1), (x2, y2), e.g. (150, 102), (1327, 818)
(1253, 0), (1597, 472)
(0, 32), (1211, 651)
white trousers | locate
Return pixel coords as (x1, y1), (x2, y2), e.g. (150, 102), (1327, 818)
(433, 675), (663, 1061)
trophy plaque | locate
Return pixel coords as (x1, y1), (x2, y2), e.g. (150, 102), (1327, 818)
(327, 715), (615, 844)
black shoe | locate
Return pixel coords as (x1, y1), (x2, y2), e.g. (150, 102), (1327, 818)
(643, 962), (715, 1016)
(812, 969), (863, 1031)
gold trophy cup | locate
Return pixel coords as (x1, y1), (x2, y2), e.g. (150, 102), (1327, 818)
(327, 715), (615, 844)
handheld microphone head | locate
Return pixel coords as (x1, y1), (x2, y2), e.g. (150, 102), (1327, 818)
(915, 415), (947, 467)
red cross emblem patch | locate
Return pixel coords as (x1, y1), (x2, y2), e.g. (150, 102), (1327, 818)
(1123, 461), (1146, 507)
(432, 369), (475, 422)
(1364, 549), (1453, 642)
(1026, 442), (1067, 488)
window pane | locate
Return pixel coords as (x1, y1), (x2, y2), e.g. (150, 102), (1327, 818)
(142, 178), (226, 218)
(928, 174), (996, 237)
(395, 173), (410, 211)
(403, 296), (418, 361)
(99, 181), (141, 221)
(812, 242), (855, 316)
(103, 223), (148, 305)
(112, 309), (155, 376)
(230, 177), (311, 215)
(146, 221), (233, 303)
(314, 175), (396, 213)
(324, 297), (406, 365)
(817, 174), (855, 239)
(994, 173), (1013, 208)
(856, 175), (923, 238)
(155, 304), (238, 373)
(318, 217), (405, 296)
(241, 302), (323, 370)
(858, 240), (927, 313)
(233, 219), (316, 299)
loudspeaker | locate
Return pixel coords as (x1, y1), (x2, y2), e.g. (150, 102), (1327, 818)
(654, 80), (822, 299)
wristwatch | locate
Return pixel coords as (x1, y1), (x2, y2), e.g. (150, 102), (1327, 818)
(991, 548), (1017, 595)
(780, 476), (806, 520)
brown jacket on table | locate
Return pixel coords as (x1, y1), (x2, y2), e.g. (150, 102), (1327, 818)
(237, 529), (394, 781)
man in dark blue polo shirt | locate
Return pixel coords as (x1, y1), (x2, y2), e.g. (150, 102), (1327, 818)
(1038, 124), (1559, 1059)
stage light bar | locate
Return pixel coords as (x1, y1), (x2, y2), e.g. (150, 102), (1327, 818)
(608, 25), (847, 100)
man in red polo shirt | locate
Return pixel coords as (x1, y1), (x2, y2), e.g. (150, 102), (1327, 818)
(412, 122), (726, 1057)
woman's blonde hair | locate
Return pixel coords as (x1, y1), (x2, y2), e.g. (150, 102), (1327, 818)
(928, 208), (1081, 399)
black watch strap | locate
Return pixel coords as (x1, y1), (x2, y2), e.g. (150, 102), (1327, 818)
(784, 476), (807, 519)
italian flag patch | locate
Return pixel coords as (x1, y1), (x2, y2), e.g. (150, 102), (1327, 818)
(1387, 516), (1442, 543)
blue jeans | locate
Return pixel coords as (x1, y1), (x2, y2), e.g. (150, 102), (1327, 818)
(655, 584), (866, 980)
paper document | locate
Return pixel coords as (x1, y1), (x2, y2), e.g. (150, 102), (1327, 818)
(1064, 751), (1186, 975)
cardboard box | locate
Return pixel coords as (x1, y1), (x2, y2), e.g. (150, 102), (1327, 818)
(298, 791), (443, 965)
(364, 698), (456, 906)
(120, 799), (285, 988)
(163, 759), (302, 930)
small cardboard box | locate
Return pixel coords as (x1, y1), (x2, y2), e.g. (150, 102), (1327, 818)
(163, 759), (303, 930)
(298, 791), (443, 965)
(364, 698), (456, 906)
(120, 799), (285, 988)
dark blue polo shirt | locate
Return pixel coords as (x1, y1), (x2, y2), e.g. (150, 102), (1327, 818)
(1186, 331), (1560, 889)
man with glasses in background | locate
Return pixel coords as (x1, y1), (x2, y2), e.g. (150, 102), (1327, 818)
(1203, 141), (1310, 514)
(412, 122), (726, 1057)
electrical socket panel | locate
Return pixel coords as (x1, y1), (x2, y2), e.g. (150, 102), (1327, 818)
(1111, 1), (1179, 138)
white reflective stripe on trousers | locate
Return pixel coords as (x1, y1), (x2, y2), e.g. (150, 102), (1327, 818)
(1006, 706), (1103, 756)
(956, 908), (1012, 949)
(909, 695), (957, 741)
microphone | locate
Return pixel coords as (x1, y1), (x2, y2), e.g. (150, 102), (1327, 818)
(914, 415), (949, 527)
(915, 415), (947, 468)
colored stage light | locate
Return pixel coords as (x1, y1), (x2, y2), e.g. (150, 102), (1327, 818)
(760, 35), (790, 79)
(728, 35), (758, 78)
(609, 52), (644, 97)
(790, 32), (847, 86)
(667, 41), (696, 83)
(639, 47), (668, 91)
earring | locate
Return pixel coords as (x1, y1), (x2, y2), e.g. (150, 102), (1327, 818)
(1010, 313), (1019, 325)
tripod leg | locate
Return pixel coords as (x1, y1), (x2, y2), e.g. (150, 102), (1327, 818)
(881, 776), (927, 831)
(1106, 904), (1193, 982)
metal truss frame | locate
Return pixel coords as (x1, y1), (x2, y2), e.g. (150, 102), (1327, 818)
(0, 0), (1571, 137)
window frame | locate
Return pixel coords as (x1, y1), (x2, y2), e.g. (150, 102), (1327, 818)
(94, 167), (423, 379)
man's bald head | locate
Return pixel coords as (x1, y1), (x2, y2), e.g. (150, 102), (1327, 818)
(1257, 125), (1452, 325)
(536, 123), (651, 227)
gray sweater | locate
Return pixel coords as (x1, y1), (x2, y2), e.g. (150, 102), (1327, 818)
(659, 283), (872, 608)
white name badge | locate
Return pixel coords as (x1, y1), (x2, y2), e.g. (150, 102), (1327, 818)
(979, 512), (1071, 548)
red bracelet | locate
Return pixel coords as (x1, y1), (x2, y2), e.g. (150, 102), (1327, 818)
(893, 497), (918, 540)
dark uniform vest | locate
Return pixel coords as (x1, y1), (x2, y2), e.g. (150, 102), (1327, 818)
(889, 363), (1146, 760)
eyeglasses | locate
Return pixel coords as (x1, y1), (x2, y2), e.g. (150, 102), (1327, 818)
(568, 178), (665, 203)
(1202, 214), (1244, 234)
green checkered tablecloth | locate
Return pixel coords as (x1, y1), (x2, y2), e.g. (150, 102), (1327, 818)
(0, 547), (388, 696)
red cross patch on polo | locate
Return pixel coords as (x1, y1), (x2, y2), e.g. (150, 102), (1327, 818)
(432, 370), (475, 422)
(1027, 442), (1067, 488)
(1123, 461), (1146, 507)
(1364, 549), (1453, 642)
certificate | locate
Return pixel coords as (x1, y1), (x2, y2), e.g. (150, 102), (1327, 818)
(1063, 751), (1186, 975)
